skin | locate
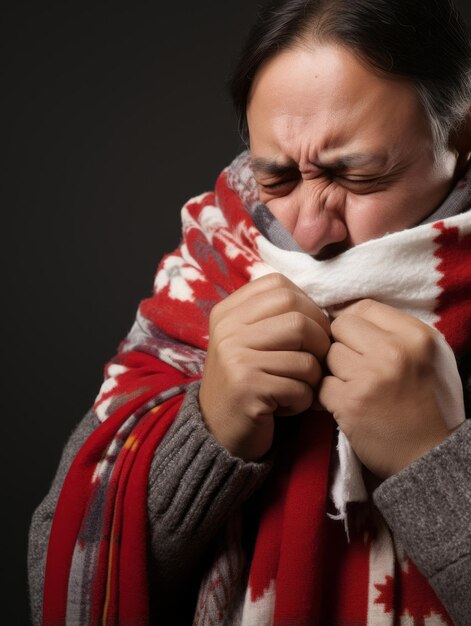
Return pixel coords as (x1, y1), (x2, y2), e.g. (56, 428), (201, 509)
(199, 44), (471, 476)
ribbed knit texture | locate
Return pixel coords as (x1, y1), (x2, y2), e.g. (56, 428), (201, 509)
(147, 381), (272, 620)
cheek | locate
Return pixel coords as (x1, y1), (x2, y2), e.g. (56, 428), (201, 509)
(343, 195), (389, 244)
(343, 187), (432, 245)
(264, 197), (299, 233)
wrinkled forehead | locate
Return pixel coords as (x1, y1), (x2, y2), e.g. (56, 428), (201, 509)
(246, 44), (432, 163)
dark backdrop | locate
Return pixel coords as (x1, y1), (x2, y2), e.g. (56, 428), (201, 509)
(4, 2), (471, 624)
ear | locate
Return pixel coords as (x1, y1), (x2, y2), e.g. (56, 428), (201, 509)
(449, 105), (471, 177)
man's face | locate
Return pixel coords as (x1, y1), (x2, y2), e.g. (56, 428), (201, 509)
(247, 44), (462, 259)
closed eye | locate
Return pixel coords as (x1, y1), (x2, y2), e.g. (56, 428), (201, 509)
(335, 176), (383, 191)
(259, 178), (299, 190)
(258, 175), (383, 193)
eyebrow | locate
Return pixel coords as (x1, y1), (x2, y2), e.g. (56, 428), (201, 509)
(251, 153), (386, 176)
(323, 153), (387, 169)
(251, 158), (298, 176)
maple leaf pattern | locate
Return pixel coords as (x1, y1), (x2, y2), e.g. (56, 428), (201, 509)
(374, 558), (452, 625)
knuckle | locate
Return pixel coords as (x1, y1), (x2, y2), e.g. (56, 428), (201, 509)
(213, 336), (236, 362)
(301, 351), (318, 372)
(230, 364), (254, 390)
(318, 337), (332, 362)
(292, 381), (314, 412)
(208, 304), (217, 325)
(410, 326), (437, 361)
(330, 314), (351, 336)
(354, 298), (375, 315)
(265, 272), (289, 291)
(274, 379), (311, 414)
(287, 311), (307, 336)
(360, 297), (375, 309)
(252, 390), (279, 419)
(211, 323), (228, 346)
(330, 316), (341, 334)
(384, 339), (411, 370)
(209, 301), (223, 326)
(248, 401), (269, 422)
(329, 317), (344, 339)
(225, 346), (247, 370)
(318, 377), (335, 409)
(296, 352), (320, 385)
(277, 287), (298, 311)
(325, 342), (339, 367)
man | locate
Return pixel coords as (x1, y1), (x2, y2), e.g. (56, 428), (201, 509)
(30, 1), (471, 624)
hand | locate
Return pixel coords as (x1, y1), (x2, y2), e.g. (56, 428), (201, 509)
(318, 299), (460, 479)
(199, 273), (330, 461)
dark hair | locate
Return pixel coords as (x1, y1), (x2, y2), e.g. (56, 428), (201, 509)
(230, 0), (471, 153)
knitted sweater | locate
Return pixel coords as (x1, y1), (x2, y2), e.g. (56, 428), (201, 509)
(29, 376), (471, 625)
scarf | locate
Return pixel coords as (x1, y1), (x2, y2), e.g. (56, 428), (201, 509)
(43, 152), (471, 626)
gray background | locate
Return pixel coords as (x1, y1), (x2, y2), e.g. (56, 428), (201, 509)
(4, 1), (471, 623)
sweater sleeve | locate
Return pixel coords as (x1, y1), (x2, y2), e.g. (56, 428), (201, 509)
(28, 408), (99, 626)
(146, 380), (272, 618)
(373, 418), (471, 626)
(27, 383), (271, 625)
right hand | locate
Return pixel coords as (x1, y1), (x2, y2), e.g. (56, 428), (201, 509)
(199, 273), (331, 461)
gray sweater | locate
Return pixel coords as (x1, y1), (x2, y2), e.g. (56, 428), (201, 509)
(28, 381), (471, 625)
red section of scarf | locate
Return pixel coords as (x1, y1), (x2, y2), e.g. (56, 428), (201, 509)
(140, 178), (259, 349)
(248, 411), (372, 626)
(43, 357), (193, 625)
(247, 412), (334, 613)
(273, 412), (333, 624)
(433, 221), (471, 354)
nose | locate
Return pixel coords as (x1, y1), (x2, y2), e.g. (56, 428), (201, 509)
(291, 181), (348, 258)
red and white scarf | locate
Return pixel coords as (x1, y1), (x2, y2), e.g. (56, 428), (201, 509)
(43, 152), (471, 625)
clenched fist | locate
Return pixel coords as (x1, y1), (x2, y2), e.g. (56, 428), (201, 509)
(199, 273), (331, 461)
(319, 299), (464, 478)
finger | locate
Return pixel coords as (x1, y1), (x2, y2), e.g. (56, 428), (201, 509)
(330, 298), (422, 334)
(330, 313), (388, 355)
(214, 273), (330, 335)
(325, 341), (364, 382)
(318, 375), (345, 416)
(252, 349), (323, 387)
(225, 286), (330, 335)
(262, 374), (314, 416)
(216, 273), (309, 316)
(244, 313), (331, 360)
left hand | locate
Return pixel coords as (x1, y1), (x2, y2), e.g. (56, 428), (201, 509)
(318, 298), (456, 479)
